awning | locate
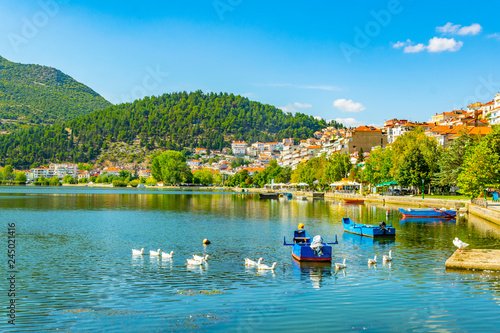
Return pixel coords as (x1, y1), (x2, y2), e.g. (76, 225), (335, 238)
(376, 181), (398, 186)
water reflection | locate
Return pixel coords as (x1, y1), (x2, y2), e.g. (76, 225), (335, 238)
(2, 188), (500, 332)
(291, 259), (333, 289)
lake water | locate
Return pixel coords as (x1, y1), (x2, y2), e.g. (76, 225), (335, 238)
(1, 187), (500, 332)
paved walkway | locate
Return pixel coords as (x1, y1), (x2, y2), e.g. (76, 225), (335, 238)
(488, 202), (500, 211)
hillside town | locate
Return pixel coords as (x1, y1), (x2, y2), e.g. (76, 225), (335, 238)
(18, 92), (499, 183)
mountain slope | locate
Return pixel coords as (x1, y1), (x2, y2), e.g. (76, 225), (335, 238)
(0, 91), (342, 168)
(0, 56), (111, 132)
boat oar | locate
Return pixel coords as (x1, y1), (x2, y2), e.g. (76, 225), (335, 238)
(424, 204), (455, 218)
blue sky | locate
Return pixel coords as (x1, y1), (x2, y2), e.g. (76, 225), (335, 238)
(1, 0), (499, 127)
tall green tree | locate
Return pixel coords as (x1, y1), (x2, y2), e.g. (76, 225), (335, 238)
(395, 147), (431, 188)
(434, 132), (475, 187)
(322, 153), (352, 184)
(457, 126), (500, 198)
(362, 147), (393, 185)
(151, 151), (193, 185)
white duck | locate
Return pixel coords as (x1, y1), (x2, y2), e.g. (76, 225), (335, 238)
(192, 254), (210, 261)
(335, 258), (347, 269)
(150, 249), (162, 256)
(132, 248), (145, 255)
(244, 257), (264, 266)
(453, 237), (469, 251)
(368, 255), (377, 265)
(383, 250), (393, 262)
(258, 262), (277, 270)
(186, 258), (206, 265)
(162, 251), (175, 259)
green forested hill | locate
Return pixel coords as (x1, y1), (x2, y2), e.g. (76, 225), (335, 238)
(0, 91), (342, 168)
(0, 56), (111, 132)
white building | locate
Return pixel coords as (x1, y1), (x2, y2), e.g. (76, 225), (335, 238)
(231, 141), (248, 156)
(31, 167), (49, 179)
(48, 163), (78, 178)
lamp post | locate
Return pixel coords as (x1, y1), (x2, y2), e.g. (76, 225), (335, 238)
(422, 179), (425, 200)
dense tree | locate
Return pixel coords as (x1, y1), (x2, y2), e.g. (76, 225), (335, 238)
(151, 151), (193, 185)
(193, 168), (215, 185)
(0, 56), (110, 132)
(252, 159), (291, 188)
(363, 128), (441, 187)
(395, 147), (431, 188)
(434, 132), (475, 187)
(362, 147), (393, 185)
(0, 91), (341, 168)
(322, 153), (352, 184)
(14, 171), (27, 183)
(292, 157), (326, 186)
(457, 126), (500, 198)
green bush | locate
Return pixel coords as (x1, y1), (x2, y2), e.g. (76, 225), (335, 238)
(112, 180), (128, 187)
(129, 180), (140, 187)
(49, 177), (62, 186)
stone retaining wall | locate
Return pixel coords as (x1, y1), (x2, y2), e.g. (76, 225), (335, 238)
(469, 204), (500, 227)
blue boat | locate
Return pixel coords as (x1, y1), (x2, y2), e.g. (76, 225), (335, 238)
(399, 217), (456, 225)
(342, 217), (396, 238)
(283, 228), (338, 262)
(399, 208), (456, 218)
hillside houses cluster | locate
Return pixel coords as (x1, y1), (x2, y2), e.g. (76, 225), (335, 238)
(187, 93), (499, 175)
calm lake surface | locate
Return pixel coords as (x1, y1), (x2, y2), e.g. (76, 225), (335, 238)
(1, 187), (500, 332)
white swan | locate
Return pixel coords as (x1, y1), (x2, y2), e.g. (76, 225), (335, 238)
(383, 250), (393, 262)
(193, 254), (209, 261)
(244, 258), (264, 266)
(368, 255), (377, 265)
(150, 249), (162, 256)
(162, 251), (175, 259)
(335, 258), (347, 269)
(453, 237), (469, 251)
(186, 258), (206, 265)
(258, 262), (277, 270)
(132, 248), (144, 255)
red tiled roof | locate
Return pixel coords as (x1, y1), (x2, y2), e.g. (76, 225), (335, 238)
(354, 126), (381, 132)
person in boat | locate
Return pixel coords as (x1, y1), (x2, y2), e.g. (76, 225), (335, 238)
(379, 221), (387, 231)
(294, 223), (310, 243)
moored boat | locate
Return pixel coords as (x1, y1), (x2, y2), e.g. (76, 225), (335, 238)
(342, 217), (396, 238)
(343, 198), (365, 204)
(259, 192), (279, 199)
(398, 208), (456, 218)
(283, 225), (338, 262)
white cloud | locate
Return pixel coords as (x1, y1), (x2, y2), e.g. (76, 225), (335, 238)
(436, 22), (461, 34)
(437, 22), (482, 36)
(294, 102), (312, 108)
(487, 33), (500, 40)
(404, 43), (426, 53)
(333, 99), (366, 113)
(427, 37), (463, 52)
(457, 23), (482, 36)
(279, 102), (313, 113)
(334, 118), (364, 127)
(278, 104), (296, 113)
(392, 40), (409, 48)
(314, 116), (322, 121)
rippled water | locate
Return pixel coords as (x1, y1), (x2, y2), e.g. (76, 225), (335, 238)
(1, 187), (500, 332)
